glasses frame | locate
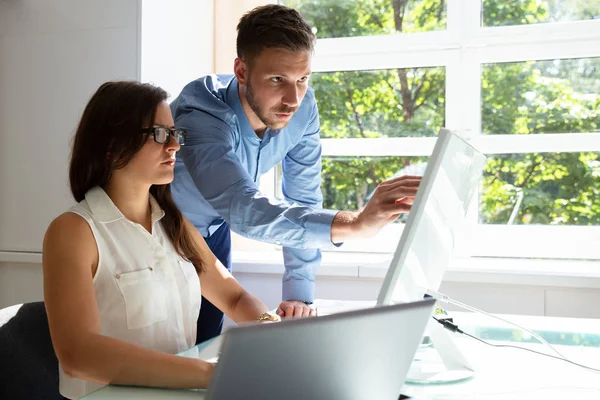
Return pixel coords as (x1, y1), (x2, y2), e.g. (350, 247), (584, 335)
(141, 126), (187, 146)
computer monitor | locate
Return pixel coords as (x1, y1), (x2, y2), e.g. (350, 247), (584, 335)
(377, 128), (486, 383)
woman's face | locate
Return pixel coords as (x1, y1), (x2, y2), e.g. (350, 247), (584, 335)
(118, 101), (181, 186)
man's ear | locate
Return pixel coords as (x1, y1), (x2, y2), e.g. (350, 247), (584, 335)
(234, 58), (248, 86)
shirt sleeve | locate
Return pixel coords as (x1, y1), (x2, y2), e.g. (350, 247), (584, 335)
(175, 104), (339, 251)
(280, 99), (339, 302)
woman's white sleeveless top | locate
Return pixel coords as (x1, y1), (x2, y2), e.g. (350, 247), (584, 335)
(59, 186), (201, 399)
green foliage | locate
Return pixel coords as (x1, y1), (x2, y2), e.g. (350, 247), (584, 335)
(483, 0), (600, 26)
(282, 0), (600, 225)
(282, 0), (446, 38)
(483, 0), (548, 26)
(481, 153), (600, 225)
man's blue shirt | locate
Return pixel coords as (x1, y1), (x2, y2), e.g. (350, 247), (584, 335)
(169, 75), (338, 302)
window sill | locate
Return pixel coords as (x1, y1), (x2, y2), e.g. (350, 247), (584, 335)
(3, 250), (600, 290)
(232, 251), (600, 290)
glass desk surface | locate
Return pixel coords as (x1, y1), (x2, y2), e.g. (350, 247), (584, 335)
(82, 301), (600, 400)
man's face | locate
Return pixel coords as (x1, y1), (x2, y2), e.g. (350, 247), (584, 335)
(243, 48), (312, 130)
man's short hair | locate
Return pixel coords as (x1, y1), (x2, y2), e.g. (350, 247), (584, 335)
(236, 4), (316, 65)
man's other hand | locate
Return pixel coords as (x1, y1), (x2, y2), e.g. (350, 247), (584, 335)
(276, 300), (316, 318)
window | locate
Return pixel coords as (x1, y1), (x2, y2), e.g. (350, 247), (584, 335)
(480, 58), (600, 228)
(268, 0), (600, 260)
(313, 68), (446, 139)
(482, 58), (600, 136)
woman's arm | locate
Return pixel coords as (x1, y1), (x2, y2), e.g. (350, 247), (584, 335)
(43, 213), (213, 389)
(182, 218), (269, 324)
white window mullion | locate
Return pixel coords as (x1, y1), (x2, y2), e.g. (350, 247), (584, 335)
(471, 133), (600, 155)
(452, 0), (484, 251)
(443, 0), (463, 133)
(321, 138), (436, 157)
(473, 19), (600, 48)
(453, 49), (482, 140)
(319, 133), (600, 158)
(312, 48), (454, 74)
(314, 31), (456, 62)
(455, 0), (483, 140)
(458, 0), (483, 39)
(444, 52), (462, 133)
(474, 38), (600, 64)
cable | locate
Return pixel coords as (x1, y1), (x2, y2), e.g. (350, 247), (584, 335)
(426, 288), (567, 359)
(432, 316), (600, 374)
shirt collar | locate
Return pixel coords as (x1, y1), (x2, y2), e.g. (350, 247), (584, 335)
(85, 186), (165, 224)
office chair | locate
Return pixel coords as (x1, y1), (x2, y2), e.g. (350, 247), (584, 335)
(0, 301), (64, 399)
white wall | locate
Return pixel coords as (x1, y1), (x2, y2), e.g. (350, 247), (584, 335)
(0, 261), (44, 308)
(0, 0), (216, 307)
(0, 0), (141, 253)
(0, 0), (140, 308)
(141, 0), (214, 99)
(213, 0), (275, 73)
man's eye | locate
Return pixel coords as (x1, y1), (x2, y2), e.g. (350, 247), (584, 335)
(271, 77), (282, 83)
(299, 76), (309, 83)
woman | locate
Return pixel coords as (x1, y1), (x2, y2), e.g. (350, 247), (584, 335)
(43, 81), (281, 399)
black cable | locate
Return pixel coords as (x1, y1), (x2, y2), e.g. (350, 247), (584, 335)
(431, 316), (600, 374)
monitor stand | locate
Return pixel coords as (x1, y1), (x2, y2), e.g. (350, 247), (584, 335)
(406, 318), (475, 384)
(313, 299), (475, 384)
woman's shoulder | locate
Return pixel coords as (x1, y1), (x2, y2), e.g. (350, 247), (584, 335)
(45, 211), (93, 241)
(45, 199), (94, 232)
(44, 202), (97, 251)
(43, 210), (100, 283)
(43, 210), (98, 266)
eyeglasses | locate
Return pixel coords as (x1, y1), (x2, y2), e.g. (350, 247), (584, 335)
(141, 126), (187, 145)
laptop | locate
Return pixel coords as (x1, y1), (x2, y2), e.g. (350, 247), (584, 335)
(205, 299), (435, 400)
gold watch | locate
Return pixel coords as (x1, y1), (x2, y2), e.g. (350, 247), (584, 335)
(256, 312), (281, 323)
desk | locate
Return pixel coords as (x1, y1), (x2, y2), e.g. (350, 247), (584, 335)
(82, 303), (600, 399)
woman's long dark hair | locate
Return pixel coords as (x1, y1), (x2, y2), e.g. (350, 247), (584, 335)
(70, 81), (204, 273)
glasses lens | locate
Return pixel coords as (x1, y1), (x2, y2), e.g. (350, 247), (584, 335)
(175, 130), (186, 145)
(155, 127), (168, 143)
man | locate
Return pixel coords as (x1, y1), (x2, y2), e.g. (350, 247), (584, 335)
(170, 4), (420, 344)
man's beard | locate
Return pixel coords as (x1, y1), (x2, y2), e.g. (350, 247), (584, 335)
(246, 78), (296, 130)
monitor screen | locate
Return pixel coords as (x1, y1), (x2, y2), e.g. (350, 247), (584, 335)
(377, 128), (486, 306)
